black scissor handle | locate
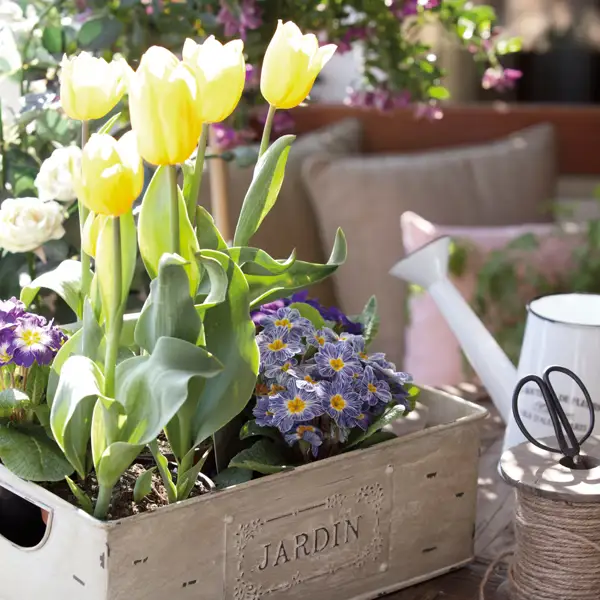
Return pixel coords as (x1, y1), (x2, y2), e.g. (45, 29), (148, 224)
(512, 366), (595, 457)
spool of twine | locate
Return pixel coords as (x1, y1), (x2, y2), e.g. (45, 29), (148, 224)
(480, 436), (600, 600)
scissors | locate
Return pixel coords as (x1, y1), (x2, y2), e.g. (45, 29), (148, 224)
(512, 365), (595, 467)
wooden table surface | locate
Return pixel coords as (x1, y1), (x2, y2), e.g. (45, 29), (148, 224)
(387, 391), (513, 600)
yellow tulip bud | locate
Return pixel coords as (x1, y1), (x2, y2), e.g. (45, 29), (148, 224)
(75, 132), (143, 217)
(260, 21), (337, 110)
(129, 46), (202, 165)
(60, 52), (132, 121)
(182, 36), (245, 123)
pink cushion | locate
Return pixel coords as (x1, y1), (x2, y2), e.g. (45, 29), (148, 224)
(401, 212), (580, 386)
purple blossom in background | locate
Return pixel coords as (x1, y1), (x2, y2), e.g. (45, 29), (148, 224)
(337, 26), (370, 54)
(257, 107), (294, 136)
(345, 87), (411, 112)
(211, 123), (255, 150)
(217, 0), (262, 40)
(415, 101), (444, 121)
(482, 67), (522, 92)
(393, 0), (440, 18)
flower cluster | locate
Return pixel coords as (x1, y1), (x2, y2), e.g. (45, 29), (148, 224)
(252, 304), (411, 459)
(251, 290), (363, 334)
(0, 297), (66, 369)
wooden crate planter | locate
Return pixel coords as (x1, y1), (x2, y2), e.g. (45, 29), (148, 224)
(0, 387), (487, 600)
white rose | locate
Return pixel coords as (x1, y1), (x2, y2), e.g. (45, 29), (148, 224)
(0, 198), (66, 253)
(35, 145), (82, 202)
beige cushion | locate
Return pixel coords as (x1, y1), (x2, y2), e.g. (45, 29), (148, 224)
(198, 119), (363, 305)
(302, 124), (557, 367)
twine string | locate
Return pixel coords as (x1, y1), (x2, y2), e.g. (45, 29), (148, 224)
(479, 489), (600, 600)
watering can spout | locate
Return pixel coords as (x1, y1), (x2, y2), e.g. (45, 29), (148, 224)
(390, 236), (517, 424)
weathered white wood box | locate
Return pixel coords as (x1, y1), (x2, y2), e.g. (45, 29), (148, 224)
(0, 387), (487, 600)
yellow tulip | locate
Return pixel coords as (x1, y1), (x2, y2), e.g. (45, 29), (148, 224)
(75, 132), (143, 217)
(60, 52), (131, 121)
(129, 46), (202, 165)
(260, 21), (337, 110)
(182, 36), (245, 123)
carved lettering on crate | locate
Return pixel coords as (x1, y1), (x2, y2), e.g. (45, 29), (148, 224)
(225, 479), (391, 600)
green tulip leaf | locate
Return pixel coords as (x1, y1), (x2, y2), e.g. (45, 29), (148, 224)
(0, 424), (74, 481)
(239, 419), (281, 443)
(229, 439), (290, 475)
(138, 166), (200, 296)
(66, 476), (93, 514)
(175, 446), (211, 500)
(96, 112), (122, 135)
(135, 254), (201, 353)
(233, 134), (295, 247)
(194, 252), (228, 314)
(195, 205), (228, 251)
(20, 259), (90, 319)
(229, 246), (296, 275)
(51, 355), (104, 479)
(133, 467), (156, 503)
(192, 250), (260, 447)
(359, 296), (380, 347)
(246, 228), (347, 307)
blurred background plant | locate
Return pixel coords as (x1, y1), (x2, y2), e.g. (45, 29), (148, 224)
(0, 0), (520, 318)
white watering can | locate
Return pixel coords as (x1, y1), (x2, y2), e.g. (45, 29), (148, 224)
(390, 236), (600, 452)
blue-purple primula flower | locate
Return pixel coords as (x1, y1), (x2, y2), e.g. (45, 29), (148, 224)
(10, 315), (60, 367)
(284, 424), (323, 457)
(253, 395), (275, 427)
(264, 357), (300, 383)
(0, 329), (13, 365)
(269, 380), (324, 432)
(318, 379), (362, 428)
(315, 341), (362, 381)
(261, 307), (313, 336)
(308, 327), (338, 349)
(358, 365), (392, 407)
(0, 297), (25, 330)
(257, 326), (304, 367)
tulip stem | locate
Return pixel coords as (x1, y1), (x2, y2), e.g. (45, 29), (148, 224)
(104, 217), (122, 400)
(79, 120), (92, 300)
(186, 124), (209, 228)
(259, 105), (277, 157)
(168, 165), (180, 255)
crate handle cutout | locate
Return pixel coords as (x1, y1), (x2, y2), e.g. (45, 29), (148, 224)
(0, 483), (51, 549)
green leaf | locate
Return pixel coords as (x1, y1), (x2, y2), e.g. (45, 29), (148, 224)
(233, 135), (295, 247)
(428, 85), (450, 100)
(195, 205), (228, 251)
(359, 296), (379, 347)
(42, 25), (63, 54)
(135, 254), (201, 353)
(229, 246), (296, 275)
(51, 355), (104, 479)
(0, 425), (73, 481)
(345, 404), (408, 450)
(213, 466), (253, 489)
(138, 167), (200, 295)
(354, 430), (396, 450)
(506, 233), (539, 251)
(20, 259), (89, 319)
(77, 15), (124, 51)
(133, 467), (156, 503)
(495, 37), (522, 55)
(148, 440), (177, 503)
(239, 419), (281, 443)
(0, 389), (31, 419)
(95, 214), (136, 325)
(288, 302), (325, 329)
(96, 112), (122, 135)
(176, 446), (211, 500)
(192, 250), (260, 446)
(66, 476), (93, 514)
(229, 439), (290, 475)
(24, 363), (49, 408)
(246, 228), (347, 307)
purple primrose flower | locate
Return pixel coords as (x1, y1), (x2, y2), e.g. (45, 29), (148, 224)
(318, 379), (362, 428)
(315, 342), (362, 381)
(358, 365), (392, 407)
(269, 380), (324, 432)
(217, 0), (262, 40)
(257, 326), (304, 367)
(253, 395), (274, 427)
(10, 316), (58, 367)
(261, 307), (313, 336)
(284, 424), (323, 457)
